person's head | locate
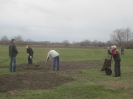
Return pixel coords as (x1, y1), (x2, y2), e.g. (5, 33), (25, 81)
(111, 45), (117, 50)
(26, 45), (29, 49)
(12, 39), (15, 44)
(48, 49), (51, 52)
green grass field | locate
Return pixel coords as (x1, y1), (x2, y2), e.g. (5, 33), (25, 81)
(0, 46), (133, 99)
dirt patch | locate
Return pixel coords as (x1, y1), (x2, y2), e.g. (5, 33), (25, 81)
(15, 60), (101, 71)
(0, 61), (101, 92)
(0, 73), (73, 92)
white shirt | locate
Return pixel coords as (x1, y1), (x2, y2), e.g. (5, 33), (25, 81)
(46, 50), (59, 60)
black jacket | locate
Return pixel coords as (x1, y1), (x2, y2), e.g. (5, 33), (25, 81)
(9, 43), (18, 57)
(27, 47), (33, 56)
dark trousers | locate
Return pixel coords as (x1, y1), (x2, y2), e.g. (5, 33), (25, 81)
(121, 50), (124, 55)
(114, 60), (121, 77)
(28, 56), (33, 65)
(52, 56), (60, 70)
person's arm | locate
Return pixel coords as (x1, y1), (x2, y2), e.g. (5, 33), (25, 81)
(27, 49), (28, 53)
(107, 47), (112, 55)
(14, 45), (18, 54)
(111, 50), (116, 55)
(29, 48), (33, 56)
(46, 52), (50, 61)
(108, 49), (112, 55)
(108, 49), (116, 56)
(46, 57), (49, 61)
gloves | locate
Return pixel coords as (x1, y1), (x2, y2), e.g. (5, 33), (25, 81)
(30, 56), (32, 58)
(28, 54), (29, 56)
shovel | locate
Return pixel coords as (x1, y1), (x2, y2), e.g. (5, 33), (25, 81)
(30, 57), (40, 67)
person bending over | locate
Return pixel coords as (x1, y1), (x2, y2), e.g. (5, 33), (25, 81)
(46, 49), (60, 70)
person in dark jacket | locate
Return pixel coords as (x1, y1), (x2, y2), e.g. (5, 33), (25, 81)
(121, 46), (124, 55)
(9, 39), (18, 72)
(26, 45), (33, 65)
(108, 45), (121, 77)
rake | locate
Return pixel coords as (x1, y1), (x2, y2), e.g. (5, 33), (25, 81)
(0, 58), (10, 64)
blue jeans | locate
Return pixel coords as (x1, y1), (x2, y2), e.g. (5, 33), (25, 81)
(10, 57), (16, 71)
(52, 56), (60, 70)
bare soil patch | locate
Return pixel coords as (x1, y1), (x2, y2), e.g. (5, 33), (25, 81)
(0, 61), (101, 92)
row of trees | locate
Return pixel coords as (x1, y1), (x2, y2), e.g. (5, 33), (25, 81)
(0, 35), (106, 47)
(0, 35), (38, 45)
(0, 28), (133, 48)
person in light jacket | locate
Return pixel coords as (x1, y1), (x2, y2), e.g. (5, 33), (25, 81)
(46, 49), (60, 70)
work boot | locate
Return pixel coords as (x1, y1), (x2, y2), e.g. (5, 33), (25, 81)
(13, 69), (16, 72)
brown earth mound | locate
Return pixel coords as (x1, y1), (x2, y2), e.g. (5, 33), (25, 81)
(0, 61), (101, 92)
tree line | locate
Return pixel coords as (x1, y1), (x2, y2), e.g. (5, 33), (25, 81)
(0, 28), (133, 48)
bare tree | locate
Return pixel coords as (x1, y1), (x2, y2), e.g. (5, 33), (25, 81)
(14, 35), (23, 44)
(110, 28), (133, 47)
(0, 35), (9, 45)
(80, 40), (91, 47)
(92, 40), (99, 46)
(124, 28), (133, 46)
(110, 29), (124, 46)
(106, 40), (113, 47)
(62, 40), (70, 46)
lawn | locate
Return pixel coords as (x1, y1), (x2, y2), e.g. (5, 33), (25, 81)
(0, 45), (133, 99)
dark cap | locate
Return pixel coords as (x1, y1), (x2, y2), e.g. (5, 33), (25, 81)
(12, 39), (14, 42)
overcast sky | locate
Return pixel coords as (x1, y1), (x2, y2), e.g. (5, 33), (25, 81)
(0, 0), (133, 42)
